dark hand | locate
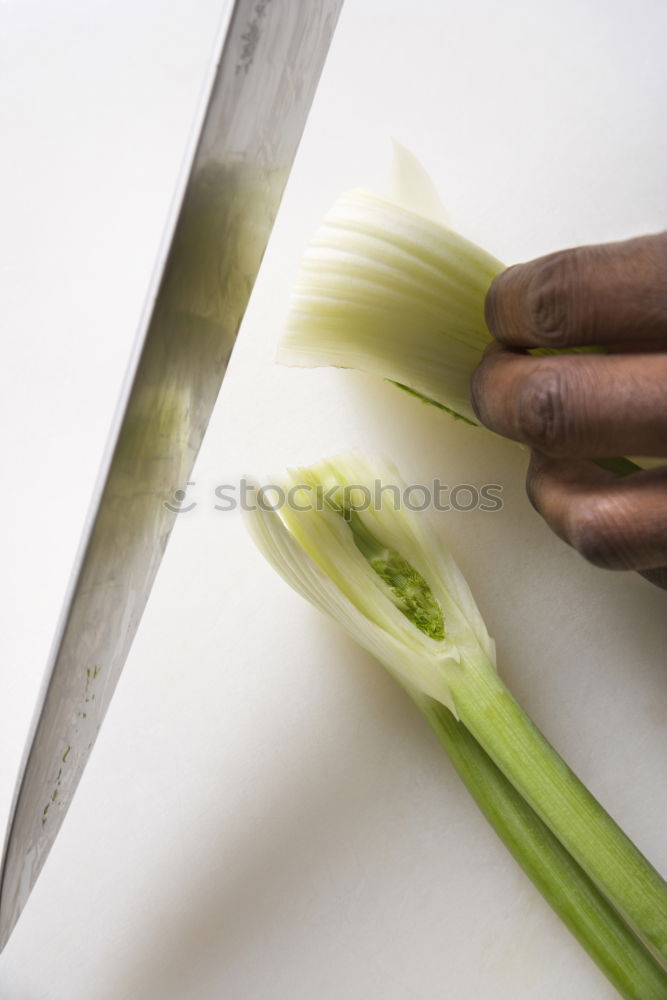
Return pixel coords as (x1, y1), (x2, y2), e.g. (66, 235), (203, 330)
(470, 233), (667, 586)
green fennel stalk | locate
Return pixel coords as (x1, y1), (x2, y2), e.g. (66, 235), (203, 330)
(420, 699), (667, 1000)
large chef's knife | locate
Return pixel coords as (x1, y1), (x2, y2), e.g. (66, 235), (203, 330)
(0, 0), (343, 951)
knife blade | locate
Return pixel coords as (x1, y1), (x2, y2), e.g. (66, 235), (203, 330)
(0, 0), (343, 951)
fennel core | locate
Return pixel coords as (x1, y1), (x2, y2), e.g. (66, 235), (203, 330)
(331, 499), (445, 642)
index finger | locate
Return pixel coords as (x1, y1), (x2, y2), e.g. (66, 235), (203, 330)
(485, 232), (667, 349)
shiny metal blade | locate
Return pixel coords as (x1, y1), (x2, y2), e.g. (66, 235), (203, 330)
(0, 0), (343, 951)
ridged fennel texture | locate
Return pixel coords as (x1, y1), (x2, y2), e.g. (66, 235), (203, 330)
(246, 454), (667, 999)
(278, 146), (500, 426)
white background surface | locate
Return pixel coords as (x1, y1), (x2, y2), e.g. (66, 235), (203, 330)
(1, 1), (667, 997)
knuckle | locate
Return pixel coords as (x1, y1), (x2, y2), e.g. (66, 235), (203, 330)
(515, 368), (571, 454)
(566, 495), (632, 570)
(526, 250), (583, 346)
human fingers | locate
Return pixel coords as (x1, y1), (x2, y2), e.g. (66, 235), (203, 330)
(484, 233), (667, 349)
(470, 343), (667, 458)
(525, 452), (667, 572)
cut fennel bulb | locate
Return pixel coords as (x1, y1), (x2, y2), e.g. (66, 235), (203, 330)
(278, 144), (501, 425)
(246, 453), (667, 997)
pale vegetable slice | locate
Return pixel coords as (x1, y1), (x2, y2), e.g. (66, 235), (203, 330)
(278, 184), (501, 425)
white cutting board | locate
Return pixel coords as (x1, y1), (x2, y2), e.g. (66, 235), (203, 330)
(1, 2), (666, 998)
